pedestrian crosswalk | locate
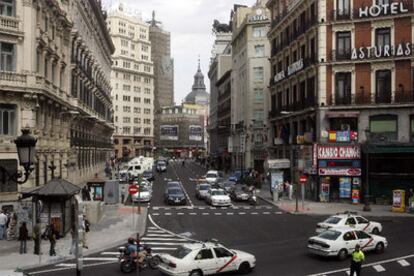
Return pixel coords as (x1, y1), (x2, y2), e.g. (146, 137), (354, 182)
(140, 226), (191, 254)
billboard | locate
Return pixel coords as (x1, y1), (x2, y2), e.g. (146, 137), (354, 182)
(160, 125), (178, 141)
(189, 125), (203, 141)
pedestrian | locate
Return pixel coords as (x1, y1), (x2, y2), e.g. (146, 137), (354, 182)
(18, 222), (29, 254)
(82, 215), (90, 249)
(350, 244), (365, 276)
(288, 182), (293, 200)
(121, 186), (126, 203)
(0, 210), (7, 240)
(33, 219), (41, 255)
(48, 224), (58, 256)
(69, 227), (76, 255)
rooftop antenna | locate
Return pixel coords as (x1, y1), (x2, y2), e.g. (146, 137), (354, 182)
(147, 10), (162, 27)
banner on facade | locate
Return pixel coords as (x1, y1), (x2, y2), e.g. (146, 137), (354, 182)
(189, 125), (203, 141)
(160, 125), (179, 141)
(318, 168), (362, 176)
(317, 145), (361, 160)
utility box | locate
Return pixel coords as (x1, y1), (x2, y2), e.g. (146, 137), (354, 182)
(392, 189), (405, 213)
(104, 180), (119, 205)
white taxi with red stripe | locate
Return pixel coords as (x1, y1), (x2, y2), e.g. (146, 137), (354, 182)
(158, 241), (256, 276)
(316, 212), (383, 235)
(308, 226), (388, 260)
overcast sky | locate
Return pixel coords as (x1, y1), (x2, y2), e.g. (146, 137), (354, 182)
(103, 0), (257, 104)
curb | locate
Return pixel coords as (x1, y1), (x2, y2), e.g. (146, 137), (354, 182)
(20, 208), (148, 272)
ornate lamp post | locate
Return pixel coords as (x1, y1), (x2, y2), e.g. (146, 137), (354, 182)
(1, 129), (37, 184)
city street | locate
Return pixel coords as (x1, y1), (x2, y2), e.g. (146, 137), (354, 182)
(24, 161), (414, 276)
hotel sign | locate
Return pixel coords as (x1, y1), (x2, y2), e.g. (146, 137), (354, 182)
(358, 2), (409, 18)
(317, 145), (361, 160)
(274, 71), (285, 83)
(287, 59), (303, 76)
(351, 43), (412, 60)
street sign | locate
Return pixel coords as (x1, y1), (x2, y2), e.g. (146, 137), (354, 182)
(299, 175), (307, 184)
(128, 185), (139, 195)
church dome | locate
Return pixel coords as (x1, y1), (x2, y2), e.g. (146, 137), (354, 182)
(184, 59), (209, 105)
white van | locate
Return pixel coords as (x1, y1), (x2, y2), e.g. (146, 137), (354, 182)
(127, 156), (154, 179)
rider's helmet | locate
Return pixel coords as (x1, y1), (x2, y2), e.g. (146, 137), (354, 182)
(128, 237), (135, 244)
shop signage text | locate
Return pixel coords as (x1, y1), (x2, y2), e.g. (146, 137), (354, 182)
(249, 15), (269, 22)
(351, 43), (412, 60)
(287, 59), (303, 76)
(319, 168), (362, 176)
(317, 145), (361, 160)
(274, 71), (285, 83)
(359, 2), (409, 18)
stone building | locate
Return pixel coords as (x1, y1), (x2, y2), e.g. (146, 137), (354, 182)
(0, 0), (114, 209)
(230, 1), (271, 173)
(267, 0), (414, 203)
(147, 12), (174, 151)
(107, 4), (155, 160)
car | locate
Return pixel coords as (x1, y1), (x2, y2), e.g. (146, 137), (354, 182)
(316, 212), (383, 235)
(195, 183), (211, 200)
(158, 240), (256, 276)
(205, 170), (224, 184)
(229, 185), (251, 201)
(217, 180), (236, 192)
(165, 187), (187, 205)
(167, 181), (181, 189)
(228, 170), (249, 183)
(308, 226), (388, 260)
(156, 160), (167, 172)
(131, 185), (152, 203)
(205, 188), (231, 207)
(142, 170), (155, 182)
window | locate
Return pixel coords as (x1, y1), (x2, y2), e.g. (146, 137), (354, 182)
(336, 31), (351, 59)
(0, 0), (14, 16)
(253, 67), (264, 82)
(253, 26), (267, 38)
(254, 89), (264, 102)
(254, 45), (265, 57)
(36, 49), (40, 73)
(0, 42), (15, 71)
(345, 217), (356, 225)
(122, 127), (131, 134)
(214, 247), (233, 258)
(356, 231), (371, 240)
(44, 56), (48, 79)
(144, 88), (151, 94)
(144, 98), (151, 104)
(51, 63), (56, 83)
(337, 0), (350, 17)
(134, 118), (139, 124)
(0, 104), (16, 135)
(123, 117), (130, 123)
(375, 28), (390, 48)
(411, 116), (414, 142)
(369, 114), (398, 141)
(356, 217), (368, 224)
(123, 106), (131, 113)
(335, 72), (351, 105)
(343, 231), (356, 241)
(375, 70), (391, 103)
(134, 97), (140, 103)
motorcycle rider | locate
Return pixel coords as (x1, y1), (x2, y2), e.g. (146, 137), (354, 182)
(126, 237), (147, 265)
(126, 237), (138, 256)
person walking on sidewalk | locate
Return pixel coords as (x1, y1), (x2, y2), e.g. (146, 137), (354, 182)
(33, 219), (41, 255)
(47, 224), (58, 256)
(18, 222), (29, 254)
(69, 227), (76, 255)
(0, 210), (7, 240)
(81, 215), (90, 249)
(350, 244), (365, 276)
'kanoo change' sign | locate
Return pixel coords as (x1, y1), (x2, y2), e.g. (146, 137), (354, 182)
(358, 2), (409, 18)
(317, 145), (361, 160)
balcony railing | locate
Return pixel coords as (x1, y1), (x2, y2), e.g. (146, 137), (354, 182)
(330, 91), (414, 106)
(331, 50), (352, 61)
(334, 95), (352, 105)
(0, 71), (27, 83)
(331, 9), (352, 21)
(394, 91), (414, 103)
(0, 15), (21, 33)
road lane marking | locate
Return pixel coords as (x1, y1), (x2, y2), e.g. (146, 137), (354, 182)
(141, 237), (187, 241)
(152, 247), (177, 251)
(238, 212), (246, 215)
(202, 212), (209, 215)
(146, 234), (174, 237)
(171, 162), (194, 207)
(189, 212), (197, 215)
(141, 242), (186, 245)
(152, 213), (160, 216)
(251, 212), (258, 215)
(165, 212), (172, 216)
(275, 211), (283, 214)
(199, 207), (205, 209)
(227, 212), (234, 215)
(55, 263), (76, 267)
(214, 213), (222, 215)
(398, 259), (410, 267)
(101, 252), (120, 256)
(83, 257), (119, 261)
(177, 212), (184, 215)
(263, 212), (271, 215)
(243, 206), (250, 209)
(373, 265), (385, 272)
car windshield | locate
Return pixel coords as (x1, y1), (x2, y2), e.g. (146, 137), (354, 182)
(167, 182), (180, 188)
(157, 161), (166, 166)
(170, 246), (192, 259)
(324, 216), (342, 224)
(140, 186), (149, 192)
(206, 173), (217, 178)
(318, 230), (341, 240)
(212, 190), (225, 196)
(169, 188), (183, 195)
(199, 185), (210, 190)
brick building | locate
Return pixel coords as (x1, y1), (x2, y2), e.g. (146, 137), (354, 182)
(267, 0), (414, 203)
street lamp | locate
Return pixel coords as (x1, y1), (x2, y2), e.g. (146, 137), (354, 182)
(1, 129), (37, 184)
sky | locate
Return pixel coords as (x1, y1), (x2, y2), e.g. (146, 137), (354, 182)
(103, 0), (257, 104)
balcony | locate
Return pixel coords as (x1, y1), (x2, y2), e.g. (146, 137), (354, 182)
(394, 91), (414, 103)
(0, 16), (22, 35)
(331, 10), (352, 21)
(334, 95), (352, 105)
(331, 50), (352, 61)
(0, 71), (27, 88)
(330, 91), (414, 106)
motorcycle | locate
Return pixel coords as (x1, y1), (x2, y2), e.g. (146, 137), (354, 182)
(119, 245), (160, 273)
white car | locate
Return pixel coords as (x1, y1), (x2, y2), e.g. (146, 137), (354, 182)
(316, 212), (382, 234)
(205, 189), (231, 207)
(308, 226), (388, 260)
(205, 170), (224, 184)
(131, 185), (152, 203)
(158, 241), (256, 276)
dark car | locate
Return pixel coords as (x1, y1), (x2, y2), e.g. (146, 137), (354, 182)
(217, 180), (236, 192)
(195, 183), (211, 200)
(228, 170), (249, 183)
(164, 187), (187, 205)
(142, 170), (155, 182)
(229, 185), (251, 201)
(166, 181), (181, 189)
(156, 160), (167, 172)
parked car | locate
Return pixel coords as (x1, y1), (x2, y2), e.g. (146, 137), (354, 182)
(205, 188), (231, 207)
(164, 187), (187, 205)
(205, 170), (224, 184)
(131, 185), (152, 203)
(156, 160), (167, 172)
(195, 183), (211, 200)
(142, 170), (155, 182)
(229, 185), (251, 201)
(158, 240), (256, 276)
(316, 212), (383, 234)
(308, 227), (388, 260)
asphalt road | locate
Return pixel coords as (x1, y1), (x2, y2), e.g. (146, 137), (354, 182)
(24, 161), (414, 276)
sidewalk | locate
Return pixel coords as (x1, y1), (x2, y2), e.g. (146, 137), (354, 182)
(0, 204), (147, 271)
(258, 182), (413, 217)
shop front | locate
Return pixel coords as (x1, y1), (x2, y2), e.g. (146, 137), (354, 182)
(316, 145), (362, 203)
